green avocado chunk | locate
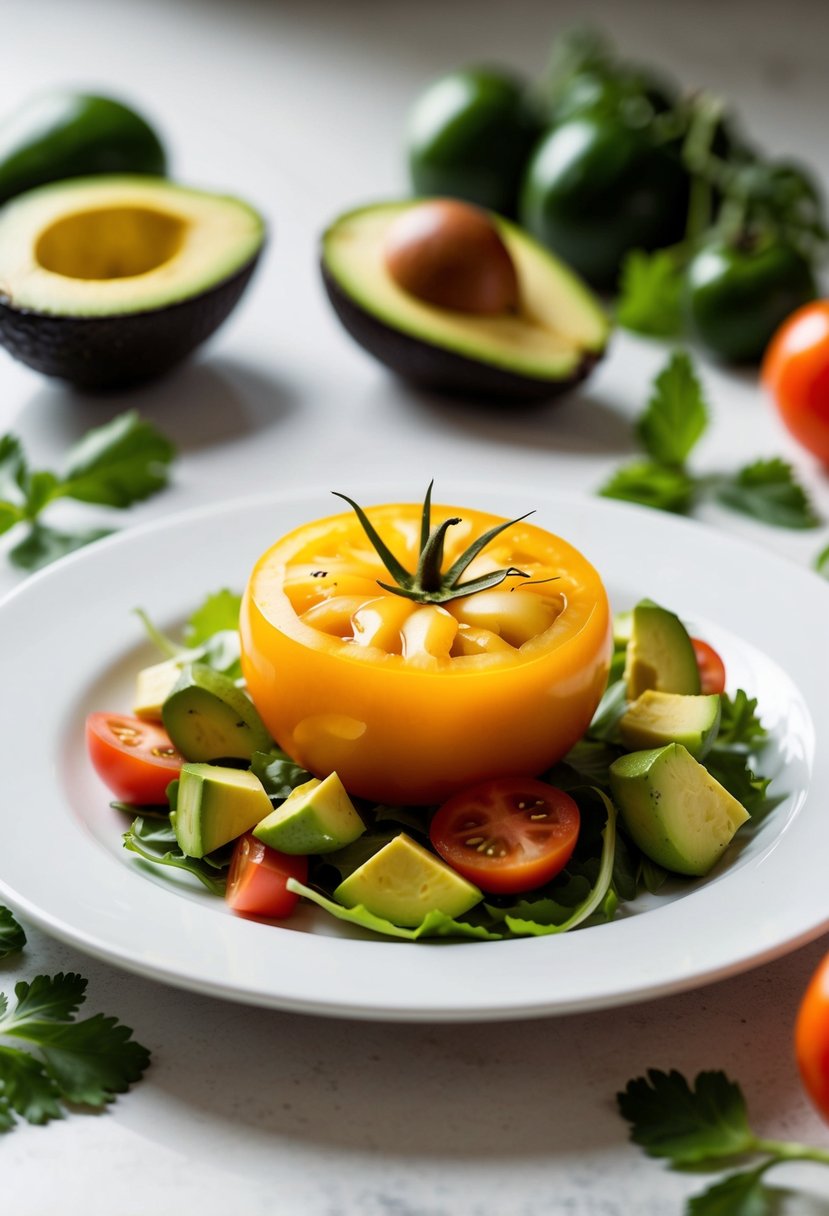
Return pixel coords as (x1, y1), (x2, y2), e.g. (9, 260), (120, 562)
(624, 599), (701, 700)
(619, 690), (722, 759)
(609, 743), (749, 876)
(334, 833), (482, 928)
(162, 663), (271, 762)
(172, 763), (273, 858)
(254, 772), (366, 855)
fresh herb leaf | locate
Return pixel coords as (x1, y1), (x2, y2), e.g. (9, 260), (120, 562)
(0, 501), (24, 536)
(250, 750), (313, 802)
(585, 680), (629, 743)
(599, 461), (697, 513)
(123, 817), (230, 896)
(637, 352), (709, 466)
(618, 1069), (755, 1164)
(717, 690), (767, 748)
(687, 1167), (774, 1216)
(554, 739), (623, 788)
(0, 908), (26, 959)
(716, 459), (820, 529)
(816, 544), (829, 578)
(616, 249), (684, 337)
(0, 971), (149, 1129)
(288, 881), (502, 941)
(57, 412), (175, 508)
(184, 589), (242, 646)
(638, 855), (668, 894)
(135, 593), (242, 678)
(704, 752), (776, 818)
(0, 434), (26, 498)
(9, 523), (113, 572)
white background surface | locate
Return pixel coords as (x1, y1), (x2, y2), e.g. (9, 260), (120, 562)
(2, 0), (829, 1212)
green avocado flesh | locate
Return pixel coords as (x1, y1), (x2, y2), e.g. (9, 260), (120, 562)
(162, 664), (271, 762)
(620, 690), (722, 759)
(334, 833), (482, 928)
(321, 201), (609, 385)
(173, 763), (272, 858)
(624, 600), (701, 700)
(254, 772), (366, 855)
(609, 743), (749, 876)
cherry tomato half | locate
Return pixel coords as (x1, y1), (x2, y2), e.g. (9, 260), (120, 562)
(763, 301), (829, 466)
(429, 777), (580, 895)
(86, 712), (183, 804)
(690, 638), (727, 696)
(795, 951), (829, 1123)
(225, 833), (308, 919)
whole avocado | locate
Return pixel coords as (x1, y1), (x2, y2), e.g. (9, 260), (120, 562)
(519, 113), (689, 288)
(0, 91), (166, 204)
(407, 68), (541, 216)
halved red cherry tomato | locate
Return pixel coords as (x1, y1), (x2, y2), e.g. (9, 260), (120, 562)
(763, 301), (829, 466)
(690, 638), (727, 695)
(795, 951), (829, 1123)
(429, 777), (580, 895)
(86, 712), (183, 804)
(225, 832), (308, 919)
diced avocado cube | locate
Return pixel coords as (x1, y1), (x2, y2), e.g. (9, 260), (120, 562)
(609, 743), (749, 876)
(334, 833), (482, 927)
(624, 599), (700, 700)
(133, 657), (182, 721)
(620, 690), (721, 759)
(172, 763), (273, 858)
(253, 772), (365, 855)
(162, 663), (271, 761)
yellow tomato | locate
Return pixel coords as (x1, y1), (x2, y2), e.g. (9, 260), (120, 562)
(240, 502), (611, 805)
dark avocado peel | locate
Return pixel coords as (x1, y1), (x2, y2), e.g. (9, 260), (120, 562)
(0, 176), (265, 389)
(321, 199), (610, 402)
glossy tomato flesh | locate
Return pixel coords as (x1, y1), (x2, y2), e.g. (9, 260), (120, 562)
(796, 951), (829, 1123)
(691, 638), (727, 696)
(763, 300), (829, 465)
(86, 712), (183, 804)
(225, 833), (308, 919)
(430, 777), (580, 895)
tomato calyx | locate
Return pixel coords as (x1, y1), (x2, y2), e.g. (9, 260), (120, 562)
(332, 482), (557, 605)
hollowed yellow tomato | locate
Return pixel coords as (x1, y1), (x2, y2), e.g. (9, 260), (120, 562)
(240, 502), (611, 805)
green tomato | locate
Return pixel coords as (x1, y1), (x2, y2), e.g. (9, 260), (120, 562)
(519, 115), (689, 288)
(684, 238), (816, 363)
(406, 69), (540, 216)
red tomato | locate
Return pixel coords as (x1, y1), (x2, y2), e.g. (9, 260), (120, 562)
(690, 638), (727, 696)
(763, 300), (829, 466)
(795, 952), (829, 1123)
(86, 712), (183, 804)
(429, 777), (580, 895)
(226, 833), (308, 919)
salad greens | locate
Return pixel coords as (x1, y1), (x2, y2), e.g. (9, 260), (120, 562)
(600, 352), (821, 530)
(618, 1069), (829, 1214)
(0, 412), (176, 572)
(136, 588), (243, 679)
(0, 906), (26, 959)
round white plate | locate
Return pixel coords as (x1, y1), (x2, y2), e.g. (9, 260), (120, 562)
(1, 485), (827, 1022)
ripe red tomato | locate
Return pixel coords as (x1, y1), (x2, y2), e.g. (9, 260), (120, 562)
(795, 951), (829, 1122)
(429, 777), (580, 895)
(763, 300), (829, 466)
(86, 712), (183, 804)
(690, 638), (727, 696)
(226, 833), (308, 919)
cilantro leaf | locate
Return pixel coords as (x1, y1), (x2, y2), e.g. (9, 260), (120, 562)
(716, 459), (820, 529)
(616, 249), (684, 338)
(185, 589), (242, 646)
(687, 1167), (774, 1216)
(599, 461), (697, 513)
(717, 690), (767, 748)
(123, 816), (230, 895)
(0, 501), (24, 536)
(617, 1069), (756, 1164)
(636, 351), (709, 466)
(816, 543), (829, 578)
(9, 523), (113, 572)
(0, 1046), (62, 1125)
(58, 412), (175, 507)
(0, 907), (26, 959)
(10, 974), (88, 1024)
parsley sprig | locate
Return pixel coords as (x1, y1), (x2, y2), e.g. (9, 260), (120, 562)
(0, 411), (175, 572)
(600, 352), (821, 530)
(0, 906), (150, 1131)
(618, 1069), (829, 1214)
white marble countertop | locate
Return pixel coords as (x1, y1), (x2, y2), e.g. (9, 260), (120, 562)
(3, 0), (829, 1211)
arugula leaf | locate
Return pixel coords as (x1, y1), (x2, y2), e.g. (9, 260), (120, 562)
(553, 739), (622, 788)
(687, 1167), (773, 1216)
(9, 523), (113, 572)
(599, 461), (697, 513)
(135, 594), (242, 678)
(250, 749), (313, 801)
(618, 1069), (756, 1164)
(717, 690), (767, 748)
(57, 412), (175, 507)
(0, 908), (26, 959)
(637, 352), (709, 467)
(0, 971), (149, 1128)
(185, 589), (242, 646)
(716, 459), (820, 529)
(616, 249), (684, 338)
(123, 817), (230, 896)
(816, 543), (829, 579)
(287, 881), (502, 941)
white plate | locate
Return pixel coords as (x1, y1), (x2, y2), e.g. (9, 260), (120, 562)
(1, 485), (827, 1022)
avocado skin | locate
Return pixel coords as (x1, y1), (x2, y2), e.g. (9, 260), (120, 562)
(321, 262), (601, 403)
(0, 92), (166, 205)
(0, 253), (260, 390)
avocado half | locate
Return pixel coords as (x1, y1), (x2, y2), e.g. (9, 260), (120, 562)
(0, 176), (265, 389)
(320, 201), (610, 402)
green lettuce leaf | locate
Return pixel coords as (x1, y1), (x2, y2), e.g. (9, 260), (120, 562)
(286, 881), (502, 941)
